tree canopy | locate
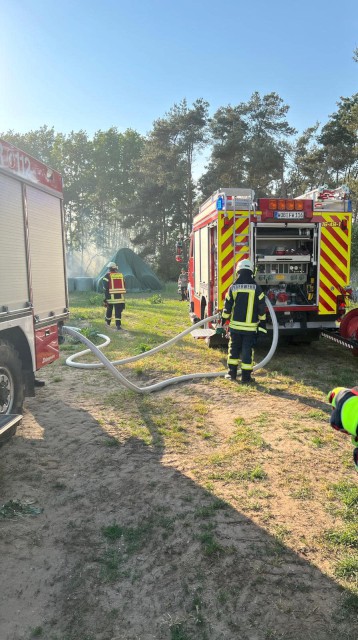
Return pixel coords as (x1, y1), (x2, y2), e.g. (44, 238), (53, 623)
(2, 77), (357, 277)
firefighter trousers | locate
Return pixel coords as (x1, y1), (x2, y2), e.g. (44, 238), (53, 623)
(227, 330), (256, 376)
(105, 303), (125, 328)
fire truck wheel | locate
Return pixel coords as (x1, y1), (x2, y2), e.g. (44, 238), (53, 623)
(0, 340), (24, 415)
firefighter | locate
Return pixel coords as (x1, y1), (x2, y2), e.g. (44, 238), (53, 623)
(221, 259), (267, 384)
(102, 262), (126, 330)
(178, 268), (188, 301)
(328, 386), (358, 471)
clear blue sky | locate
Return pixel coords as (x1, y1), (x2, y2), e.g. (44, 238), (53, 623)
(1, 0), (357, 153)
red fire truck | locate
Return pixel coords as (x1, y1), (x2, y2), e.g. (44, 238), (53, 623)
(188, 187), (352, 347)
(0, 140), (69, 442)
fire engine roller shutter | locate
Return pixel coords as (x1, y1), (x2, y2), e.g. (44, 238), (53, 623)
(200, 227), (209, 292)
(318, 213), (351, 314)
(26, 186), (67, 321)
(194, 230), (201, 294)
(0, 174), (29, 311)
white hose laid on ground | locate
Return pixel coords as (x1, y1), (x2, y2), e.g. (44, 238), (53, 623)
(63, 298), (278, 393)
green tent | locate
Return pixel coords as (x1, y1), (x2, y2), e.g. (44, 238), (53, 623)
(95, 248), (162, 292)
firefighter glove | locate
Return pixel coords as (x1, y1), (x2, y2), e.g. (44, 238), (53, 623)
(258, 320), (267, 334)
(103, 299), (108, 308)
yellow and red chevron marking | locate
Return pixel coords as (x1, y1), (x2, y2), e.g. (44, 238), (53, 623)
(218, 212), (249, 305)
(318, 214), (351, 314)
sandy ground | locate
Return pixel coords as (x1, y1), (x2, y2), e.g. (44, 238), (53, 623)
(0, 357), (357, 640)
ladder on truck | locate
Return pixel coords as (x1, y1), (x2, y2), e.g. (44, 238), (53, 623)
(295, 184), (350, 202)
(295, 184), (351, 212)
(225, 188), (256, 272)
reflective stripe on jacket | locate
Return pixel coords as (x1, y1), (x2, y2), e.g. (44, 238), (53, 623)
(103, 272), (126, 304)
(222, 278), (266, 332)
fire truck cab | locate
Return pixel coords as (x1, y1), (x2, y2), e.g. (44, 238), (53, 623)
(188, 187), (352, 346)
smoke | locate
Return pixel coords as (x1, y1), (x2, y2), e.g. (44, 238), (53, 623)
(66, 247), (111, 278)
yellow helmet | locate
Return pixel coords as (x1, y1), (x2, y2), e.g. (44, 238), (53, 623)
(327, 387), (345, 407)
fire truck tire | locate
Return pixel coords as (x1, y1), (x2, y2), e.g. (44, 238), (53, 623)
(0, 340), (24, 416)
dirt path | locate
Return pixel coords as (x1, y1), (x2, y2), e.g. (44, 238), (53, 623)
(0, 358), (356, 640)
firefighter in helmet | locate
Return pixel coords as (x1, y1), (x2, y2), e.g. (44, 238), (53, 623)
(221, 259), (267, 384)
(328, 386), (358, 471)
(102, 262), (126, 330)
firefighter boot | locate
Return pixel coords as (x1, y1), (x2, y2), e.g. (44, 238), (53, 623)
(241, 369), (255, 385)
(105, 319), (111, 326)
(116, 321), (122, 331)
(225, 365), (238, 381)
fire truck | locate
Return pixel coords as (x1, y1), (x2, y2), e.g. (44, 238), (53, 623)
(0, 139), (68, 442)
(188, 187), (352, 347)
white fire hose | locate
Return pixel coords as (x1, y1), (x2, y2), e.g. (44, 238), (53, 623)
(63, 297), (278, 393)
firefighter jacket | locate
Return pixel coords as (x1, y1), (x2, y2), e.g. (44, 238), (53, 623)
(329, 387), (358, 439)
(329, 386), (358, 472)
(103, 271), (126, 305)
(222, 271), (266, 333)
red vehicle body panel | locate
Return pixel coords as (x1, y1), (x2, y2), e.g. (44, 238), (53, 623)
(35, 325), (60, 370)
(0, 139), (62, 193)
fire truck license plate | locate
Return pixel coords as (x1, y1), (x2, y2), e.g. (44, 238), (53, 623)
(274, 211), (304, 219)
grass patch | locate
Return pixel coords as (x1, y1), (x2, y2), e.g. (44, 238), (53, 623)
(306, 409), (328, 421)
(170, 623), (190, 640)
(342, 590), (358, 612)
(334, 556), (358, 582)
(326, 481), (358, 521)
(102, 521), (152, 553)
(104, 393), (211, 449)
(229, 419), (268, 449)
(103, 437), (120, 447)
(208, 465), (267, 482)
(198, 526), (224, 557)
(0, 500), (43, 518)
(325, 524), (358, 548)
(102, 512), (175, 554)
(290, 485), (313, 500)
(194, 499), (227, 519)
(99, 548), (122, 583)
(311, 435), (325, 447)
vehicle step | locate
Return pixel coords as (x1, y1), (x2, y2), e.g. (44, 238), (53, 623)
(191, 329), (216, 339)
(0, 414), (23, 436)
